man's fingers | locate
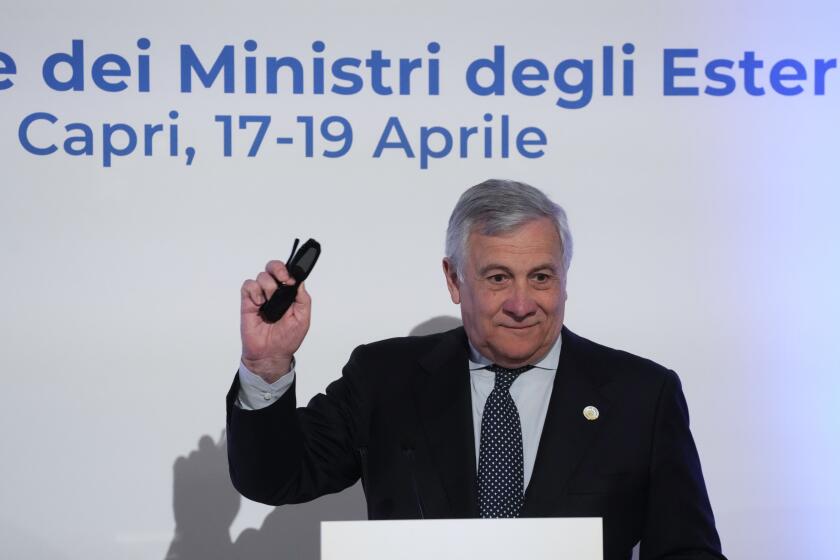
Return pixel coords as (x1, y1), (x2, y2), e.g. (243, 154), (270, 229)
(266, 260), (296, 286)
(255, 271), (279, 301)
(241, 260), (307, 321)
(241, 279), (265, 308)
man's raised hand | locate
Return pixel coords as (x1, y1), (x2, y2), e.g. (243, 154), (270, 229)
(240, 260), (311, 383)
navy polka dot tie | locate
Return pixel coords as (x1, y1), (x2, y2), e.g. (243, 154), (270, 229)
(477, 363), (534, 518)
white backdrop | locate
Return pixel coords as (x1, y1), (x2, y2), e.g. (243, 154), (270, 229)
(2, 1), (839, 559)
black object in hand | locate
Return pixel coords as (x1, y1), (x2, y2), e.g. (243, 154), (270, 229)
(259, 238), (321, 323)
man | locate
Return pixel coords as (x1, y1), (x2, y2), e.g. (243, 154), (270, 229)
(226, 179), (726, 560)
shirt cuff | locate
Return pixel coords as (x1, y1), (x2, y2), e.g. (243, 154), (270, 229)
(236, 358), (296, 410)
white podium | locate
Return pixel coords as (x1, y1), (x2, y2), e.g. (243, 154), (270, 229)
(322, 518), (602, 560)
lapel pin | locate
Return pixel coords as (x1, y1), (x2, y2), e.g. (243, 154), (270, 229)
(583, 405), (599, 421)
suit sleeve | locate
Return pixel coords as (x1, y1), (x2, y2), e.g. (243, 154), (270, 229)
(640, 370), (727, 560)
(226, 346), (370, 506)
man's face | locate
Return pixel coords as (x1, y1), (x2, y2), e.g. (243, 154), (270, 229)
(443, 217), (567, 368)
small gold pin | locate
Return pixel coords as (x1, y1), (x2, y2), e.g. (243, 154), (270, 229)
(583, 406), (599, 421)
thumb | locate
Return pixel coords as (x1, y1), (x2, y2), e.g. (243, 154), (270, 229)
(296, 282), (311, 306)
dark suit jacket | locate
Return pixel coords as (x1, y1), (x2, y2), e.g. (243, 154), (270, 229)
(227, 326), (725, 560)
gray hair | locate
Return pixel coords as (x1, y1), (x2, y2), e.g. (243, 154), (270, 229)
(445, 179), (573, 275)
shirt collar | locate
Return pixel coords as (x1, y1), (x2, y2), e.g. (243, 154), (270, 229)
(467, 331), (562, 372)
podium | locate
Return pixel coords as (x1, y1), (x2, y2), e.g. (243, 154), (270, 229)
(322, 518), (602, 560)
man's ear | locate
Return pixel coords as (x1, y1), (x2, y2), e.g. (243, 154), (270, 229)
(442, 258), (461, 304)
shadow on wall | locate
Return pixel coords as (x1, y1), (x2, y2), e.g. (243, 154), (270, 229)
(165, 315), (462, 560)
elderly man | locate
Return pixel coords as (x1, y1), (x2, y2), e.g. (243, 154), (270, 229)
(226, 179), (726, 560)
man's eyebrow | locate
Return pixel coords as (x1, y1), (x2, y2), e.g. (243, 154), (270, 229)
(529, 263), (558, 274)
(477, 263), (558, 275)
(478, 264), (513, 276)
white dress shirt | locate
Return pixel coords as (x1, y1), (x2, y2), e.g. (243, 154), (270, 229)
(237, 335), (561, 490)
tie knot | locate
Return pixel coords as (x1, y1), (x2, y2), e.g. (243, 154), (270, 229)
(487, 364), (534, 390)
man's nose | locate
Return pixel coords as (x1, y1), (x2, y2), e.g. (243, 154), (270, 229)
(502, 283), (538, 320)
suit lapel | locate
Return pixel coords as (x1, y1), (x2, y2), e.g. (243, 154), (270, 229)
(520, 327), (613, 516)
(413, 328), (479, 518)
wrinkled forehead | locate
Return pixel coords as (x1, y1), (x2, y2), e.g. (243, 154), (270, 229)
(465, 218), (565, 268)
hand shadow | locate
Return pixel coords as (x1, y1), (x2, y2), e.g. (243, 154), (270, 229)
(165, 432), (238, 560)
(165, 316), (461, 560)
(165, 432), (365, 560)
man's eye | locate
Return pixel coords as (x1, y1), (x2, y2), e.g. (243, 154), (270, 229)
(488, 274), (507, 283)
(533, 273), (551, 282)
